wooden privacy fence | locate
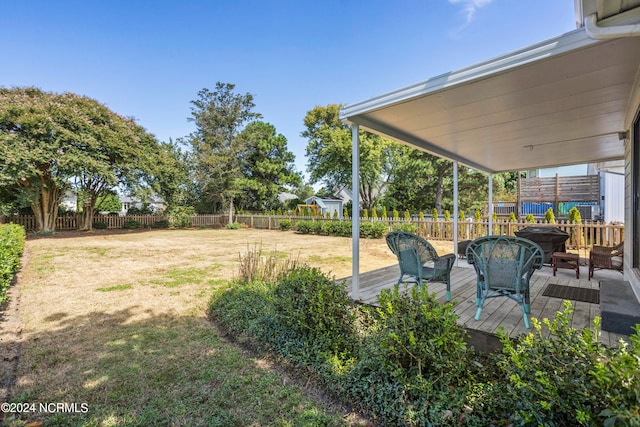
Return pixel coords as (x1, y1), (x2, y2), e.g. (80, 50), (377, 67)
(2, 213), (624, 250)
(0, 214), (224, 231)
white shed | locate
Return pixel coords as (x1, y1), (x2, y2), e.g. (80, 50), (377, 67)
(304, 196), (344, 218)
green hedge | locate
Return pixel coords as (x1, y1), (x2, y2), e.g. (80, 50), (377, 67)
(209, 266), (640, 426)
(294, 220), (387, 239)
(0, 224), (26, 302)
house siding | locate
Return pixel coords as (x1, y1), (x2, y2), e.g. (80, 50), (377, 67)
(624, 66), (640, 301)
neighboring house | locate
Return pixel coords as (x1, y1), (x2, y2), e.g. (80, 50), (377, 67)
(341, 0), (640, 321)
(119, 196), (165, 215)
(59, 192), (165, 215)
(334, 187), (353, 205)
(304, 196), (344, 218)
(60, 191), (77, 212)
(278, 192), (298, 204)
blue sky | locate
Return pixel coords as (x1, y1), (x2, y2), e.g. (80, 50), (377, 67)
(1, 0), (576, 181)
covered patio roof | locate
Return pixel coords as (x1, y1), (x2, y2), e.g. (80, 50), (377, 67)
(340, 26), (639, 174)
(341, 7), (640, 298)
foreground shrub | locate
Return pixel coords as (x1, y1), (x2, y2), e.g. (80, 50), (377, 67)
(0, 224), (26, 302)
(208, 279), (274, 342)
(272, 266), (357, 356)
(487, 301), (640, 426)
(345, 285), (475, 425)
(208, 262), (640, 426)
(225, 222), (242, 230)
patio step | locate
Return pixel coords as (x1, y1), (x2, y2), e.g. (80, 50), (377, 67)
(600, 280), (640, 335)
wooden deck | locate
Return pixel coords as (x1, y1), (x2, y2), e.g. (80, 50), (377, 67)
(340, 260), (630, 350)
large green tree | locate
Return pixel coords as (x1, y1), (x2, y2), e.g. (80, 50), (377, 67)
(303, 104), (396, 212)
(0, 87), (176, 232)
(186, 83), (261, 220)
(381, 147), (455, 213)
(236, 121), (301, 211)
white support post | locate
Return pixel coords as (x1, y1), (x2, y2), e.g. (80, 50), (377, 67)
(351, 124), (360, 300)
(453, 161), (459, 260)
(488, 173), (493, 236)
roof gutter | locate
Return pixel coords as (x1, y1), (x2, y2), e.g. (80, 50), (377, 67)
(584, 13), (640, 39)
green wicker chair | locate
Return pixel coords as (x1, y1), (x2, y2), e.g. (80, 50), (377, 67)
(385, 231), (456, 301)
(466, 235), (544, 329)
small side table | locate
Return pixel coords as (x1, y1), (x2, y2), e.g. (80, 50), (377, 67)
(552, 252), (580, 279)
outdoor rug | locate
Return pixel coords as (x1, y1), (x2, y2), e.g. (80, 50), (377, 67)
(542, 284), (600, 304)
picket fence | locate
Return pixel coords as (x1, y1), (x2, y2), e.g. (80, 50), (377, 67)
(233, 215), (623, 250)
(1, 214), (624, 250)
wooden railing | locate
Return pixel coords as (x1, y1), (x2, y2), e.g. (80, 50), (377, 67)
(1, 213), (624, 249)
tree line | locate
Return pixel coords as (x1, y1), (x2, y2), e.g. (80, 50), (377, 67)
(1, 84), (517, 233)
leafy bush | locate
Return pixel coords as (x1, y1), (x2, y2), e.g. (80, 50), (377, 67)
(278, 219), (292, 231)
(392, 222), (418, 233)
(225, 222), (241, 230)
(208, 266), (640, 426)
(360, 221), (387, 238)
(525, 213), (536, 223)
(322, 220), (351, 237)
(0, 224), (26, 302)
(545, 207), (556, 223)
(569, 206), (582, 224)
(208, 278), (274, 343)
(122, 219), (141, 229)
(126, 204), (154, 215)
(376, 285), (469, 379)
(165, 205), (194, 228)
(272, 266), (357, 355)
(150, 219), (170, 228)
(295, 220), (313, 234)
(345, 285), (476, 426)
(487, 301), (640, 426)
(309, 220), (323, 234)
(508, 212), (517, 222)
(93, 220), (108, 229)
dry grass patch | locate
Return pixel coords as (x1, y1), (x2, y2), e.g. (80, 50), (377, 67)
(3, 228), (457, 426)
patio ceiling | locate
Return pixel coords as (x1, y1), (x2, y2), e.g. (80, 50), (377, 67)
(340, 27), (640, 174)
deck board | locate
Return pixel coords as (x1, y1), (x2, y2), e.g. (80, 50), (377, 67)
(341, 261), (630, 347)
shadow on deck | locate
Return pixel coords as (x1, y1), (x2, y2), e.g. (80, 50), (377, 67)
(339, 260), (629, 352)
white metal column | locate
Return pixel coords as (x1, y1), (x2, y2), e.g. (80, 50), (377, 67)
(488, 173), (493, 235)
(351, 124), (360, 300)
(453, 161), (459, 259)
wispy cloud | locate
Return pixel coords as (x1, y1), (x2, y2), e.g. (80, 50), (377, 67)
(448, 0), (494, 37)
